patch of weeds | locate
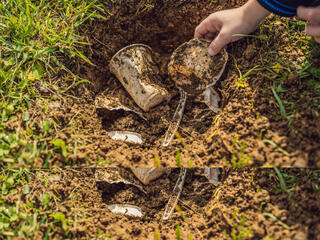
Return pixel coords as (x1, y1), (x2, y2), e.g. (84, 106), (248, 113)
(0, 169), (96, 239)
(308, 170), (320, 191)
(273, 168), (296, 201)
(229, 209), (252, 240)
(234, 61), (260, 88)
(230, 136), (253, 168)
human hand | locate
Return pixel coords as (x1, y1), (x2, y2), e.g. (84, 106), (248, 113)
(297, 6), (320, 43)
(194, 0), (270, 56)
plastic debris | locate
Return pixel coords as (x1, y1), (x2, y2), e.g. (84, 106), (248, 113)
(108, 131), (143, 144)
(95, 169), (146, 194)
(162, 168), (187, 220)
(109, 44), (170, 111)
(108, 204), (143, 217)
(95, 92), (147, 120)
(203, 87), (221, 113)
(203, 168), (220, 186)
(131, 168), (170, 185)
(163, 89), (187, 147)
(168, 38), (228, 96)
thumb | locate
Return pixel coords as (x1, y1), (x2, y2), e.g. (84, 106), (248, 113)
(208, 32), (230, 56)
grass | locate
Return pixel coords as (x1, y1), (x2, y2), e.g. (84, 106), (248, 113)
(0, 0), (106, 167)
(229, 210), (252, 240)
(230, 136), (253, 168)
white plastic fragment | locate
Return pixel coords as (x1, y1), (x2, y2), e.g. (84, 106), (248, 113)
(203, 87), (221, 113)
(108, 204), (143, 217)
(162, 168), (187, 220)
(108, 131), (143, 144)
(203, 168), (220, 186)
(163, 89), (187, 147)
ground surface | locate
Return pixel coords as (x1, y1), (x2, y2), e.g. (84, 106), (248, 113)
(1, 1), (320, 167)
(1, 168), (319, 239)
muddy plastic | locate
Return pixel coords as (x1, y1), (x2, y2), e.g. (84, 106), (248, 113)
(131, 168), (169, 185)
(109, 44), (170, 112)
(168, 38), (228, 96)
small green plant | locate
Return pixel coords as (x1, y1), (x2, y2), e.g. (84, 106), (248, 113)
(230, 210), (252, 240)
(273, 168), (296, 201)
(234, 64), (260, 88)
(262, 212), (290, 230)
(230, 137), (253, 168)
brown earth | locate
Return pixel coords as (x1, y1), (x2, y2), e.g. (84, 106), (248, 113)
(16, 0), (320, 167)
(16, 168), (320, 239)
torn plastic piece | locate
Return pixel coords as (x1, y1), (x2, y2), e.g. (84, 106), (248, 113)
(162, 168), (187, 220)
(108, 131), (143, 144)
(163, 89), (187, 147)
(95, 93), (147, 121)
(131, 168), (170, 185)
(203, 87), (221, 113)
(203, 168), (220, 186)
(108, 204), (143, 217)
(95, 169), (146, 194)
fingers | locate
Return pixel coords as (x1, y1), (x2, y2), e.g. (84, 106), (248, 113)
(315, 37), (320, 43)
(208, 31), (231, 56)
(297, 6), (320, 23)
(194, 14), (221, 39)
(306, 23), (320, 39)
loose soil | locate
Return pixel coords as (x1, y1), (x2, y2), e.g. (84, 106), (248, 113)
(20, 0), (320, 167)
(17, 168), (320, 239)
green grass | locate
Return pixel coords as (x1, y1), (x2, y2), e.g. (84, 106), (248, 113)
(0, 0), (106, 167)
(230, 136), (253, 168)
(229, 209), (252, 240)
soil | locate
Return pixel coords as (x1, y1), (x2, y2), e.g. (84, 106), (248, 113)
(20, 0), (320, 167)
(19, 168), (320, 239)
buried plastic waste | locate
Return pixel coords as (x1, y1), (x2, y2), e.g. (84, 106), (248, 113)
(131, 168), (170, 185)
(95, 168), (146, 194)
(108, 131), (143, 145)
(108, 204), (143, 217)
(163, 38), (228, 147)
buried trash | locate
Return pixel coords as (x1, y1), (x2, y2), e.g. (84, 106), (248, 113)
(97, 168), (220, 220)
(131, 168), (170, 185)
(163, 89), (187, 147)
(163, 168), (187, 220)
(108, 204), (143, 217)
(203, 87), (221, 113)
(203, 168), (220, 186)
(95, 168), (146, 194)
(109, 44), (170, 112)
(98, 39), (227, 147)
(168, 38), (228, 96)
(108, 131), (143, 145)
(95, 90), (146, 121)
(163, 38), (228, 146)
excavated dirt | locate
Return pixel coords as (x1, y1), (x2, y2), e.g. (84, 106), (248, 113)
(19, 0), (319, 167)
(16, 168), (320, 239)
